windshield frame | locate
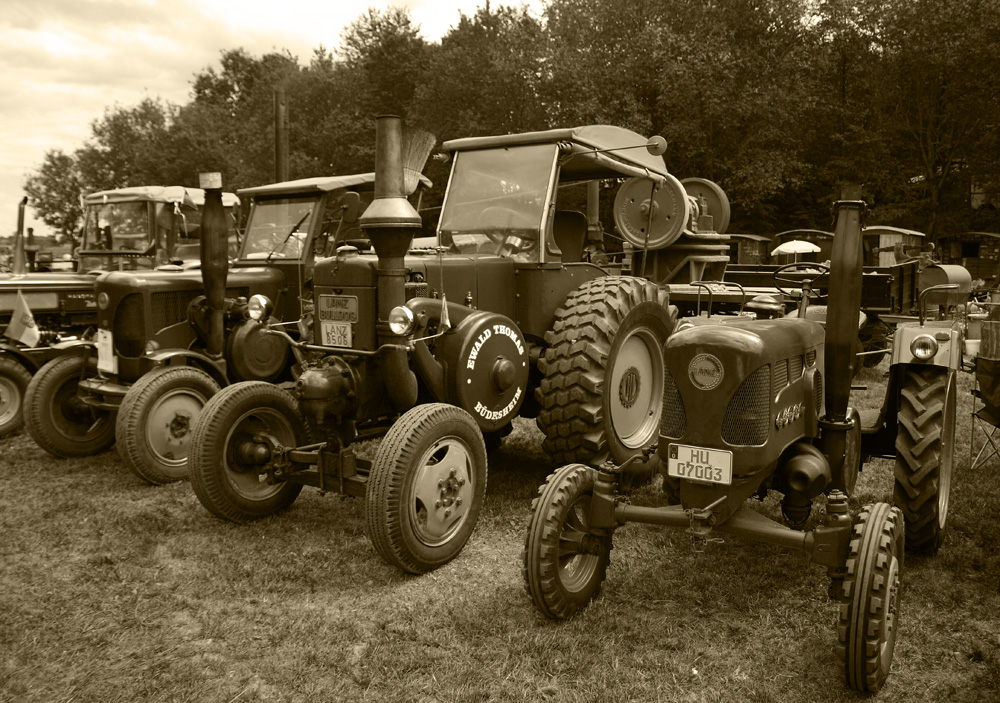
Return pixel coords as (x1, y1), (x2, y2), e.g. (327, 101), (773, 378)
(437, 143), (560, 263)
(238, 193), (322, 262)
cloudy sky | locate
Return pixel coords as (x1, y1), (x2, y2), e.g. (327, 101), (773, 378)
(1, 0), (542, 239)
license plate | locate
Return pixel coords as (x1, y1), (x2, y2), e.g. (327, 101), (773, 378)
(666, 443), (733, 485)
(318, 295), (358, 323)
(96, 329), (117, 374)
(320, 321), (352, 348)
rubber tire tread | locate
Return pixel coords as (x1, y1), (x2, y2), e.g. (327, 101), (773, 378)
(116, 366), (221, 485)
(366, 403), (487, 574)
(536, 276), (674, 465)
(835, 502), (904, 693)
(188, 381), (305, 523)
(0, 356), (32, 437)
(24, 353), (115, 458)
(893, 367), (954, 555)
(523, 464), (612, 619)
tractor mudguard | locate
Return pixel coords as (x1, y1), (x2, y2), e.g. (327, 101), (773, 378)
(143, 348), (229, 388)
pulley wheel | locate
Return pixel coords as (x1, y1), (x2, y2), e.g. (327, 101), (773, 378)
(613, 174), (690, 250)
(681, 177), (731, 235)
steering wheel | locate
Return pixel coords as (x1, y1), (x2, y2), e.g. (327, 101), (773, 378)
(772, 261), (830, 300)
(478, 206), (538, 256)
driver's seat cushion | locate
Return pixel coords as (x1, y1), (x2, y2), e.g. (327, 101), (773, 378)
(552, 210), (587, 262)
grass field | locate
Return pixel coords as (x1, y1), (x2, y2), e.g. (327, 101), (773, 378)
(2, 361), (999, 702)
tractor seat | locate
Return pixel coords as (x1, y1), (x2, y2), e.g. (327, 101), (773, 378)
(552, 210), (587, 263)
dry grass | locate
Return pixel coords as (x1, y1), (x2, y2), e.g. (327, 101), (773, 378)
(2, 360), (1000, 702)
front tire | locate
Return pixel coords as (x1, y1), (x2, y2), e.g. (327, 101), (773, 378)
(893, 367), (955, 555)
(367, 404), (487, 574)
(189, 382), (306, 522)
(24, 353), (115, 458)
(836, 502), (903, 693)
(536, 277), (675, 467)
(0, 356), (32, 437)
(116, 366), (221, 485)
(523, 464), (613, 619)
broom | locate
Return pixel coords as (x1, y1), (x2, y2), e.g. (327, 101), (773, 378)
(400, 127), (437, 195)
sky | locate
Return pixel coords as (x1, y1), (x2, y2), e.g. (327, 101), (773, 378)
(1, 0), (544, 239)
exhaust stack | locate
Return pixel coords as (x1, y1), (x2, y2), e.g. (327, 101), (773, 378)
(199, 172), (229, 359)
(359, 116), (424, 410)
(11, 197), (27, 276)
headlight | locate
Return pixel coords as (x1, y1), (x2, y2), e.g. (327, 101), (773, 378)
(97, 292), (109, 310)
(388, 305), (416, 336)
(910, 334), (938, 360)
(247, 294), (273, 322)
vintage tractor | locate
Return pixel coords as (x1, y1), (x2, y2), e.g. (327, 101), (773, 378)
(20, 172), (388, 486)
(187, 116), (746, 574)
(523, 188), (967, 693)
(0, 186), (239, 437)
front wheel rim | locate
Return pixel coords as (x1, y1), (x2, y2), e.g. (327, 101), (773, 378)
(938, 378), (956, 528)
(610, 328), (663, 449)
(0, 376), (21, 426)
(222, 407), (295, 501)
(145, 388), (208, 466)
(409, 437), (475, 547)
(558, 495), (601, 591)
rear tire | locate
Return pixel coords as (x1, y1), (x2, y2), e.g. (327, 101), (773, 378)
(0, 356), (32, 437)
(523, 464), (613, 619)
(24, 353), (115, 458)
(189, 382), (305, 522)
(836, 502), (903, 693)
(116, 366), (221, 485)
(536, 277), (675, 466)
(893, 367), (954, 555)
(367, 404), (487, 574)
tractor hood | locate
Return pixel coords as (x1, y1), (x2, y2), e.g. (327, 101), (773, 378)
(0, 272), (98, 315)
(96, 267), (284, 295)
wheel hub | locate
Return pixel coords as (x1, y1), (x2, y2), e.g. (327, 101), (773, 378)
(168, 413), (191, 439)
(411, 438), (474, 546)
(618, 366), (641, 409)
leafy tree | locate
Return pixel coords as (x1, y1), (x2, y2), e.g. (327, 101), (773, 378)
(23, 150), (85, 242)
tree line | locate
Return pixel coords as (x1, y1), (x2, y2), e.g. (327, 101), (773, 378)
(24, 0), (1000, 244)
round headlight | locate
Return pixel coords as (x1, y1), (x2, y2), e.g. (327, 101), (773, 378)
(388, 305), (416, 336)
(910, 334), (938, 360)
(247, 294), (273, 322)
(97, 292), (109, 310)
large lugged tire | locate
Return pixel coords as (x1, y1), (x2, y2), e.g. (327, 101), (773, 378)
(523, 464), (613, 619)
(24, 353), (115, 458)
(116, 366), (222, 485)
(367, 404), (487, 574)
(0, 356), (32, 437)
(893, 367), (955, 555)
(835, 502), (904, 693)
(189, 382), (306, 522)
(536, 277), (675, 466)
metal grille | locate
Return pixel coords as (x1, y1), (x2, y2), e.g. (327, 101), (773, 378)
(113, 293), (145, 358)
(815, 372), (824, 414)
(150, 287), (250, 331)
(661, 370), (686, 438)
(790, 354), (803, 380)
(722, 365), (771, 445)
(773, 358), (788, 391)
(806, 348), (817, 366)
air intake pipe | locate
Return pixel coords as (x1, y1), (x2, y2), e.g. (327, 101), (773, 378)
(199, 172), (229, 360)
(11, 196), (27, 276)
(359, 116), (422, 411)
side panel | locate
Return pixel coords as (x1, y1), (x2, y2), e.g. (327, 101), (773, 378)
(514, 264), (606, 340)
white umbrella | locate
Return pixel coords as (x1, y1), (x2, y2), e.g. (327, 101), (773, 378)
(771, 239), (822, 262)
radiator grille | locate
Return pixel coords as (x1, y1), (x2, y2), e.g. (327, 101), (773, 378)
(815, 372), (824, 414)
(113, 293), (145, 358)
(151, 290), (200, 331)
(661, 370), (686, 438)
(773, 358), (788, 390)
(722, 365), (771, 445)
(806, 348), (817, 366)
(790, 354), (803, 380)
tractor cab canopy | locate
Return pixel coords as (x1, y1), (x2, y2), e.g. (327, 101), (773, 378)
(438, 126), (668, 263)
(79, 186), (240, 272)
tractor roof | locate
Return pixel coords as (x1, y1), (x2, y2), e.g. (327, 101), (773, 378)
(442, 125), (670, 182)
(238, 172), (431, 198)
(84, 186), (240, 208)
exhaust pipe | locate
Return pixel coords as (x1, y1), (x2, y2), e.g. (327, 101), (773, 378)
(11, 197), (27, 276)
(359, 116), (423, 411)
(199, 172), (229, 359)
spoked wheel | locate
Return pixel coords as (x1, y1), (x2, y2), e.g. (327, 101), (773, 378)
(116, 366), (221, 485)
(0, 356), (32, 437)
(188, 382), (306, 522)
(523, 464), (613, 619)
(537, 277), (675, 471)
(367, 404), (487, 574)
(893, 367), (955, 555)
(24, 353), (115, 458)
(836, 502), (904, 693)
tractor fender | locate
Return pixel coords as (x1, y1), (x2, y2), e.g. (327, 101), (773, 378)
(0, 342), (43, 371)
(405, 297), (490, 403)
(143, 348), (229, 388)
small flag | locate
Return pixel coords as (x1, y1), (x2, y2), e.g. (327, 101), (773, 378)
(4, 290), (41, 347)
